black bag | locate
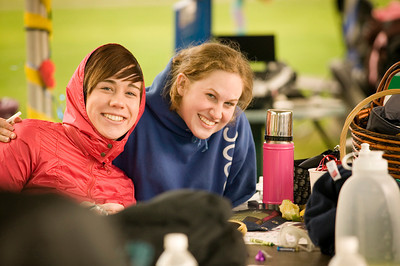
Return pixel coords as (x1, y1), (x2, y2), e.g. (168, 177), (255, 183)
(293, 148), (340, 205)
(293, 158), (312, 205)
(113, 190), (247, 266)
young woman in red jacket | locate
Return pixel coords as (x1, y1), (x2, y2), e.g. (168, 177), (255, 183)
(0, 43), (146, 215)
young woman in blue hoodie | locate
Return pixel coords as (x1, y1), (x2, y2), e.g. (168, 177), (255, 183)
(0, 41), (256, 208)
(115, 42), (257, 207)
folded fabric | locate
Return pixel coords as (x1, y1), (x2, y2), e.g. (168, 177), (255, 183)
(304, 166), (351, 256)
(384, 94), (400, 121)
(367, 94), (400, 135)
(238, 209), (286, 231)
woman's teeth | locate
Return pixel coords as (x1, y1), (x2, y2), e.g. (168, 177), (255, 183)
(103, 113), (124, 122)
(199, 115), (215, 126)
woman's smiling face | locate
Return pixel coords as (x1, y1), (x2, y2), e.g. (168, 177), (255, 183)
(176, 70), (243, 139)
(86, 76), (142, 140)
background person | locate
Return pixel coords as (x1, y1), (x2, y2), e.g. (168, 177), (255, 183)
(0, 43), (146, 215)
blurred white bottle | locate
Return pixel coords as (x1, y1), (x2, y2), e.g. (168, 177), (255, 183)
(328, 236), (367, 266)
(156, 233), (198, 266)
(336, 143), (400, 264)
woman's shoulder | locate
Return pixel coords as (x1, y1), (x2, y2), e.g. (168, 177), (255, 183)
(228, 110), (252, 131)
(12, 120), (68, 157)
(15, 119), (60, 129)
(14, 119), (63, 139)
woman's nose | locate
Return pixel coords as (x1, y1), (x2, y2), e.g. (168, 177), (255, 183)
(210, 104), (223, 120)
(109, 92), (125, 108)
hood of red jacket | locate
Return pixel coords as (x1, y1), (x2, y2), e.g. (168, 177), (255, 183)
(62, 44), (146, 163)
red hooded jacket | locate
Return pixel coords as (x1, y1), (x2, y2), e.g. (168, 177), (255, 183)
(0, 45), (145, 207)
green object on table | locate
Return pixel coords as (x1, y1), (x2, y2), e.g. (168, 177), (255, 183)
(250, 238), (275, 246)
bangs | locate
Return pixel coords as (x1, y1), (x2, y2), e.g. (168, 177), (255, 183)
(116, 64), (143, 84)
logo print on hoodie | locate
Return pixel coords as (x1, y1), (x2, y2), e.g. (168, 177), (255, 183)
(222, 127), (238, 178)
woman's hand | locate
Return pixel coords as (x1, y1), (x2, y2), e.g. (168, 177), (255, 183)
(97, 203), (125, 215)
(81, 201), (125, 215)
(0, 117), (21, 143)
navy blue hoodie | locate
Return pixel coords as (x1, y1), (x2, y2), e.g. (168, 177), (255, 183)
(114, 60), (257, 207)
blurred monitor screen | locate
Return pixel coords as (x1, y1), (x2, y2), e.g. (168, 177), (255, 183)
(214, 35), (275, 62)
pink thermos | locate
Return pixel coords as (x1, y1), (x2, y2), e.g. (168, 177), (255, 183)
(263, 109), (294, 209)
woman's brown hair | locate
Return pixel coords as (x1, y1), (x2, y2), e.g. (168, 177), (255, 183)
(83, 44), (144, 102)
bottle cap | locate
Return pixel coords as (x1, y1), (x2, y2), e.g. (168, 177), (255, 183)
(265, 109), (293, 141)
(336, 236), (359, 254)
(353, 143), (387, 172)
(164, 233), (188, 250)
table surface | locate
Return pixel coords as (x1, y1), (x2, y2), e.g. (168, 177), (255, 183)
(233, 203), (332, 266)
(241, 86), (342, 266)
(246, 244), (331, 266)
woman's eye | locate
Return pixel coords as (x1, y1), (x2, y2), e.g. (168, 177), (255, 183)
(126, 91), (137, 97)
(207, 93), (216, 99)
(101, 87), (112, 91)
(225, 102), (235, 107)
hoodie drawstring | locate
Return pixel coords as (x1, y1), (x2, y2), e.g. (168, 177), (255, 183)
(191, 136), (209, 152)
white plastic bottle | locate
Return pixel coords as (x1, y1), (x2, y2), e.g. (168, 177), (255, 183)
(336, 143), (400, 264)
(155, 233), (198, 266)
(328, 236), (367, 266)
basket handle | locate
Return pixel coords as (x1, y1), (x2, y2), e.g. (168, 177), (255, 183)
(373, 62), (400, 106)
(339, 89), (400, 160)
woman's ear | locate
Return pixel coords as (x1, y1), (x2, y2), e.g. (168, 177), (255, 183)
(176, 73), (187, 96)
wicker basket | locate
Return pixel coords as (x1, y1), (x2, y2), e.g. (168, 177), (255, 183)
(339, 61), (400, 179)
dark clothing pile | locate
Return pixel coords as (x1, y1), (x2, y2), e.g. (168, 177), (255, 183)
(367, 94), (400, 135)
(304, 166), (352, 256)
(113, 189), (247, 266)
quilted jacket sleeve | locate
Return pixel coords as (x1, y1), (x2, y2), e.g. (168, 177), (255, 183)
(0, 122), (37, 192)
